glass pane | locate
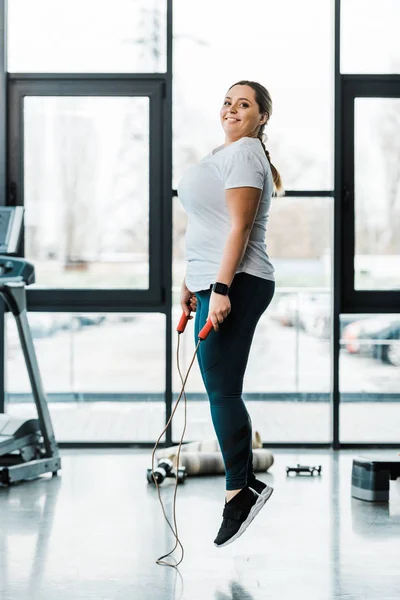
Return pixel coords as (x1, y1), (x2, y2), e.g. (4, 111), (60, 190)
(8, 0), (167, 73)
(354, 98), (400, 290)
(341, 0), (400, 74)
(173, 0), (334, 190)
(5, 312), (165, 442)
(24, 96), (149, 289)
(340, 313), (400, 442)
(268, 197), (332, 287)
(172, 197), (332, 443)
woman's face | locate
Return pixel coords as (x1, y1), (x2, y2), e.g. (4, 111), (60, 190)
(220, 84), (267, 141)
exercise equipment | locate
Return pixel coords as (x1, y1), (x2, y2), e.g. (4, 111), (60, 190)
(150, 306), (213, 568)
(0, 206), (61, 485)
(147, 458), (187, 485)
(0, 206), (24, 254)
(351, 456), (400, 502)
(154, 433), (274, 476)
(286, 464), (322, 476)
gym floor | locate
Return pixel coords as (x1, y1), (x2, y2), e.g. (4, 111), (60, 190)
(0, 449), (399, 600)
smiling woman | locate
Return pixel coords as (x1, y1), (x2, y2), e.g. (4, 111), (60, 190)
(221, 81), (284, 195)
(222, 94), (264, 134)
(177, 80), (282, 547)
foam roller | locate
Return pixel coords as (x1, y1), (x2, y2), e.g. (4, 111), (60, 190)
(154, 431), (273, 476)
(155, 431), (263, 461)
(173, 448), (274, 476)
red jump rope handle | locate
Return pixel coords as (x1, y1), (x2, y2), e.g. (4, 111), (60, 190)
(177, 309), (191, 334)
(198, 318), (214, 341)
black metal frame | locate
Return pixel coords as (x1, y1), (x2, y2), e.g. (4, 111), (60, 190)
(332, 0), (342, 449)
(0, 0), (398, 448)
(0, 0), (6, 414)
(333, 0), (400, 448)
(341, 75), (400, 313)
(8, 76), (166, 310)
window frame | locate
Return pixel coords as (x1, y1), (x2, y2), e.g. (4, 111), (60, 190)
(7, 75), (167, 311)
(341, 75), (400, 313)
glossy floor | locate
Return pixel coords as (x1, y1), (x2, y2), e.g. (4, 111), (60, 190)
(1, 449), (399, 600)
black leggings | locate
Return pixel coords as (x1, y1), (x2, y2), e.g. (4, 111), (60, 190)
(195, 272), (275, 490)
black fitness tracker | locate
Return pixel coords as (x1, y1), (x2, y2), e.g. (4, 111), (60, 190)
(210, 282), (229, 296)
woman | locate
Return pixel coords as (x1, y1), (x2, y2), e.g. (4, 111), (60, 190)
(177, 80), (284, 548)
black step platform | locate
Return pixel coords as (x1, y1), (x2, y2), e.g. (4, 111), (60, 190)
(351, 456), (400, 502)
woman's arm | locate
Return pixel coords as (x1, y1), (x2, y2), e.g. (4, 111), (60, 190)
(209, 186), (262, 330)
(216, 185), (262, 285)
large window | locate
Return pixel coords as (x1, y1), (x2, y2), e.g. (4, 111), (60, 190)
(172, 195), (333, 443)
(172, 0), (335, 443)
(341, 0), (400, 74)
(3, 1), (399, 447)
(8, 0), (167, 73)
(4, 2), (169, 443)
(354, 98), (400, 290)
(24, 96), (150, 289)
(6, 312), (166, 442)
(173, 0), (334, 190)
(339, 313), (400, 442)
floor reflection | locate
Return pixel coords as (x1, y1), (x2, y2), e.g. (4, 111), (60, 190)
(215, 581), (255, 600)
(1, 475), (62, 592)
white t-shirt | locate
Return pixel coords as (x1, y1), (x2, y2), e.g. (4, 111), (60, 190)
(177, 136), (275, 293)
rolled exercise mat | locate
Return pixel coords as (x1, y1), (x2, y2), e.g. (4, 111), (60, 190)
(155, 431), (264, 462)
(175, 448), (274, 476)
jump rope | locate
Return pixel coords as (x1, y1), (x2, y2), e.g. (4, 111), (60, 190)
(150, 304), (214, 568)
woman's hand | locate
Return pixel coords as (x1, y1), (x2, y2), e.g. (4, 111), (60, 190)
(208, 292), (231, 331)
(180, 280), (197, 318)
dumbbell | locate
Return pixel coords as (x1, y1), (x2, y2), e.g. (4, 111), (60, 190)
(146, 458), (187, 485)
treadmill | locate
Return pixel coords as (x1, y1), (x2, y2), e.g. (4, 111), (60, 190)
(0, 206), (61, 485)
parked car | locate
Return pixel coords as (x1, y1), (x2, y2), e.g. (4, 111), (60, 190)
(274, 293), (367, 339)
(274, 293), (329, 333)
(28, 313), (71, 338)
(342, 316), (400, 366)
(299, 294), (331, 338)
(73, 314), (106, 328)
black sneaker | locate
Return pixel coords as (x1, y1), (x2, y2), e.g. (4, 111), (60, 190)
(214, 485), (271, 548)
(248, 476), (274, 499)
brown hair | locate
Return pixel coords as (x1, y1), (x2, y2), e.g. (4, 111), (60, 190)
(229, 80), (284, 196)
